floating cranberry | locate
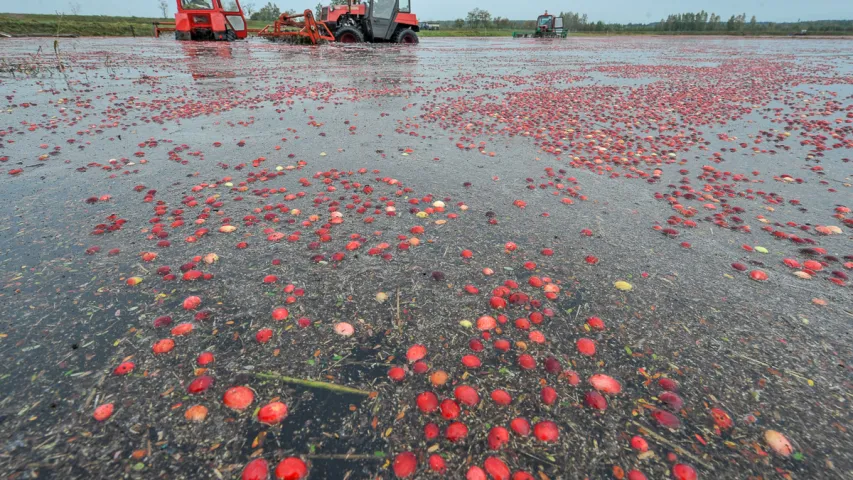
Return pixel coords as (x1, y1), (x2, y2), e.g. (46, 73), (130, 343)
(533, 421), (559, 442)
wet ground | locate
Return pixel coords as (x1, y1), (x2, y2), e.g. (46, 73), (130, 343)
(0, 36), (851, 480)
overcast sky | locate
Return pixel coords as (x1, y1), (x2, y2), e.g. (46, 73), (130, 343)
(3, 0), (851, 23)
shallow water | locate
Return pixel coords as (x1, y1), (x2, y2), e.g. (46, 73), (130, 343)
(0, 36), (851, 479)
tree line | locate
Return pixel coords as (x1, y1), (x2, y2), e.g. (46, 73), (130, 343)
(434, 9), (853, 35)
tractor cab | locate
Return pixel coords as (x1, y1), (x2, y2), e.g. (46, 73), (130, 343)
(537, 14), (553, 30)
(175, 0), (248, 41)
(321, 0), (420, 43)
(535, 11), (563, 37)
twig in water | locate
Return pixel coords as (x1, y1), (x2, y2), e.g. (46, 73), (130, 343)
(303, 454), (383, 461)
(254, 372), (373, 396)
(630, 420), (714, 471)
(517, 449), (558, 466)
(396, 288), (401, 328)
(728, 353), (813, 385)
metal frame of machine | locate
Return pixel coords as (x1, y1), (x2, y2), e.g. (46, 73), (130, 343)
(257, 9), (336, 44)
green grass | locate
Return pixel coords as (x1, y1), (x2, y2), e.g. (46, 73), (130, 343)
(419, 29), (514, 37)
(0, 12), (163, 36)
(0, 12), (267, 37)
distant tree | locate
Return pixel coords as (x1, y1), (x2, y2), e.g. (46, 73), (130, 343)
(493, 16), (509, 28)
(68, 2), (81, 15)
(158, 0), (169, 18)
(465, 9), (474, 26)
(651, 11), (759, 32)
(454, 18), (465, 28)
(708, 13), (720, 31)
(242, 2), (255, 16)
(252, 2), (281, 21)
(477, 9), (492, 27)
(749, 15), (757, 31)
(559, 11), (588, 32)
(696, 10), (706, 30)
(466, 8), (491, 28)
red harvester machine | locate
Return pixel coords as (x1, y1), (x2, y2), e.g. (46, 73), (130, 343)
(259, 0), (419, 44)
(322, 0), (419, 43)
(174, 0), (248, 41)
(170, 0), (419, 44)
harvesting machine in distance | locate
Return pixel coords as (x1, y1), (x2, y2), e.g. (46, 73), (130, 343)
(513, 11), (567, 38)
(174, 0), (248, 41)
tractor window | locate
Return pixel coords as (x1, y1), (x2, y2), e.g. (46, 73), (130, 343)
(398, 0), (410, 13)
(372, 0), (395, 19)
(538, 16), (552, 27)
(226, 14), (245, 31)
(182, 0), (213, 9)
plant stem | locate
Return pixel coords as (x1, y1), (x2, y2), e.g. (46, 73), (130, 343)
(303, 453), (382, 461)
(254, 372), (373, 396)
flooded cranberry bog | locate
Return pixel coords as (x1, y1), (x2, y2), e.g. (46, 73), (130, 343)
(0, 36), (852, 479)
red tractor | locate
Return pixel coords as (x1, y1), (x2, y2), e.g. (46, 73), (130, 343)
(175, 0), (248, 41)
(320, 0), (420, 43)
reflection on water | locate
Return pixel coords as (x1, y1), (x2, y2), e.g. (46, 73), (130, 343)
(2, 35), (849, 89)
(87, 35), (832, 101)
(180, 42), (239, 80)
(180, 41), (234, 59)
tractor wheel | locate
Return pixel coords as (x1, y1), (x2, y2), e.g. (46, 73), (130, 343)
(393, 28), (419, 44)
(335, 26), (364, 43)
(224, 28), (238, 41)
